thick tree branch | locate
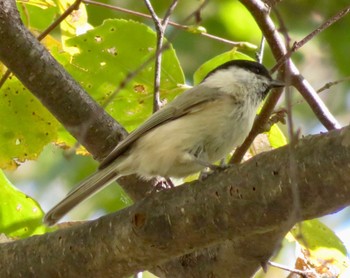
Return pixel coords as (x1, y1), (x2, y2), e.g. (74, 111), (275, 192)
(1, 125), (350, 277)
(0, 0), (81, 96)
(0, 0), (155, 201)
(0, 0), (121, 160)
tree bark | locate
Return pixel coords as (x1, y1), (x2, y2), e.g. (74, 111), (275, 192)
(1, 125), (350, 277)
(0, 0), (153, 201)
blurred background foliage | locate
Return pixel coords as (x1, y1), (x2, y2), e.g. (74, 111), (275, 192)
(86, 0), (350, 132)
(1, 0), (350, 276)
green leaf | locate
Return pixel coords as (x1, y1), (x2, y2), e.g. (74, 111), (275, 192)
(266, 124), (287, 148)
(218, 1), (261, 42)
(57, 0), (92, 50)
(0, 77), (60, 169)
(17, 0), (57, 32)
(0, 170), (50, 238)
(64, 19), (185, 132)
(291, 220), (349, 271)
(193, 50), (253, 85)
(17, 0), (56, 9)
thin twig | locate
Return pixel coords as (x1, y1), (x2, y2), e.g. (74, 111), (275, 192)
(317, 76), (350, 93)
(267, 261), (315, 278)
(199, 32), (256, 49)
(0, 0), (82, 89)
(232, 0), (341, 164)
(230, 88), (284, 164)
(182, 0), (209, 24)
(276, 7), (303, 231)
(38, 0), (82, 40)
(158, 0), (179, 112)
(100, 43), (170, 110)
(82, 0), (256, 49)
(98, 0), (209, 110)
(256, 36), (265, 63)
(0, 70), (11, 88)
(272, 6), (291, 45)
(291, 71), (341, 130)
(271, 4), (350, 73)
(143, 0), (178, 112)
(143, 0), (163, 112)
(274, 7), (295, 142)
(255, 4), (271, 63)
(162, 0), (178, 26)
(100, 0), (225, 114)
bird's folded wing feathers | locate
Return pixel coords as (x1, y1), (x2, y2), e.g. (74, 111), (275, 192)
(99, 84), (225, 169)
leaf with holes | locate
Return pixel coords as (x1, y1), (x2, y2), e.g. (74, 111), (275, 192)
(65, 19), (185, 132)
(0, 76), (60, 169)
(58, 0), (92, 51)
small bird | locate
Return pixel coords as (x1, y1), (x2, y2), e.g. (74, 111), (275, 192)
(44, 59), (284, 225)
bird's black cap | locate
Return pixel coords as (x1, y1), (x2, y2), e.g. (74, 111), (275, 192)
(204, 59), (272, 81)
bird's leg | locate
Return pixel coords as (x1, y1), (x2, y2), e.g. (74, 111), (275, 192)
(153, 177), (175, 192)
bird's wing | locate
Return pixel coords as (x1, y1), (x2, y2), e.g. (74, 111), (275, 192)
(99, 84), (225, 169)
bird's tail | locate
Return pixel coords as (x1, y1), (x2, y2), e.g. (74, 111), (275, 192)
(44, 163), (121, 226)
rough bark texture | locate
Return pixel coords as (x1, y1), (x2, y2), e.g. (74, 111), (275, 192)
(1, 126), (350, 277)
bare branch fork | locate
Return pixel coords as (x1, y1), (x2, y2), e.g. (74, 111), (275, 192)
(82, 0), (213, 113)
(82, 0), (255, 49)
(271, 4), (350, 73)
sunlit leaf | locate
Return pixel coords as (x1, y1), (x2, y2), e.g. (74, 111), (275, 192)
(292, 220), (347, 255)
(219, 1), (261, 42)
(57, 0), (92, 51)
(17, 0), (56, 9)
(0, 77), (60, 169)
(0, 170), (51, 238)
(64, 19), (185, 132)
(193, 50), (253, 85)
(266, 124), (287, 148)
(17, 0), (57, 31)
(291, 220), (349, 274)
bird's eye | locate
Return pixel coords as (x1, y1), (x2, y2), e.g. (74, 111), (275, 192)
(254, 68), (261, 74)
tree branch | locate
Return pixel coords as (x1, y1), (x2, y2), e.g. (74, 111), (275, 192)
(143, 0), (178, 112)
(0, 0), (154, 201)
(82, 0), (257, 49)
(271, 4), (350, 73)
(317, 76), (350, 93)
(231, 0), (341, 164)
(0, 0), (82, 88)
(1, 125), (350, 277)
